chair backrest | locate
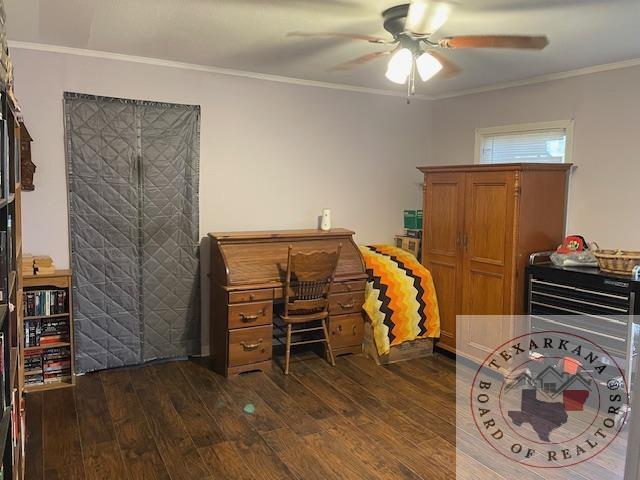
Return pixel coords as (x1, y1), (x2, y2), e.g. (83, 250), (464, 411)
(284, 244), (342, 317)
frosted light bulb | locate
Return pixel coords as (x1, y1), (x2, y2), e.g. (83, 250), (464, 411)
(416, 52), (443, 82)
(385, 48), (413, 85)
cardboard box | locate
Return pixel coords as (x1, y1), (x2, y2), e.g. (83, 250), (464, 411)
(394, 235), (421, 258)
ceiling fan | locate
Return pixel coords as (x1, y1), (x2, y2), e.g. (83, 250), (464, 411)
(287, 0), (549, 98)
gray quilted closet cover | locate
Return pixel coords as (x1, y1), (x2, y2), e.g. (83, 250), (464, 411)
(64, 93), (200, 373)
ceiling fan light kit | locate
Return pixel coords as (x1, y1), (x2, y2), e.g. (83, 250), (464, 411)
(385, 48), (443, 85)
(288, 1), (549, 101)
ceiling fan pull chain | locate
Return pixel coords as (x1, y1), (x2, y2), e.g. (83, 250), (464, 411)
(411, 60), (416, 96)
(406, 58), (416, 103)
(406, 76), (411, 104)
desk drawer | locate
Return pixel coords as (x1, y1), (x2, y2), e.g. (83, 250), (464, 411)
(328, 313), (364, 349)
(329, 292), (365, 315)
(229, 325), (272, 367)
(228, 289), (274, 304)
(332, 280), (366, 294)
(228, 301), (272, 329)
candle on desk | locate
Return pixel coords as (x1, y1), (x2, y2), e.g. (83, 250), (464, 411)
(321, 209), (331, 231)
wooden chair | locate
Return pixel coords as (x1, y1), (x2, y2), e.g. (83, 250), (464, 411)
(278, 244), (342, 375)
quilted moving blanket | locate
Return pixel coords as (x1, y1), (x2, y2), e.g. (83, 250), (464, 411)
(358, 245), (440, 356)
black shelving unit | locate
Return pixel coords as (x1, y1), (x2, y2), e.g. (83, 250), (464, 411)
(0, 82), (24, 479)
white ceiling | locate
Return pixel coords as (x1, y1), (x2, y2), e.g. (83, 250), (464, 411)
(6, 0), (640, 96)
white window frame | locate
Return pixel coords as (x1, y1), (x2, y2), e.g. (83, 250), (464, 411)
(474, 120), (575, 165)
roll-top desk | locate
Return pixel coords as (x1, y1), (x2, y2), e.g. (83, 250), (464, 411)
(208, 228), (368, 376)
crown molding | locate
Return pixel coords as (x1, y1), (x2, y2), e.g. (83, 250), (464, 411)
(9, 41), (640, 102)
(429, 57), (640, 100)
(8, 41), (432, 101)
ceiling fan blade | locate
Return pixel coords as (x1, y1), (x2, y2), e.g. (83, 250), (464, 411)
(427, 50), (461, 77)
(329, 50), (395, 71)
(439, 35), (549, 49)
(286, 31), (388, 43)
(405, 0), (453, 35)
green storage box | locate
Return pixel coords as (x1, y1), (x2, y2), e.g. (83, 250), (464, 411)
(403, 209), (423, 230)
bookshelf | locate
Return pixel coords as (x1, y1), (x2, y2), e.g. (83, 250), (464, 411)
(1, 86), (25, 479)
(22, 270), (75, 392)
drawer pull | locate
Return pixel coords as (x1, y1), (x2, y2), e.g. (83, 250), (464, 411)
(240, 339), (263, 351)
(338, 301), (355, 309)
(337, 324), (357, 335)
(239, 310), (264, 322)
(345, 284), (352, 291)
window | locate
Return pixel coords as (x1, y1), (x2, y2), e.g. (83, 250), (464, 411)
(475, 120), (573, 165)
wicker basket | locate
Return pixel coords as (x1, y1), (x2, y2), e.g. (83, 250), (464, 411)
(594, 249), (640, 274)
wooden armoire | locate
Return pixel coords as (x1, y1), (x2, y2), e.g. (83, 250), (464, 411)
(418, 163), (572, 362)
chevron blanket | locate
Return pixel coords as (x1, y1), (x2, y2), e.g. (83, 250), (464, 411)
(358, 245), (440, 356)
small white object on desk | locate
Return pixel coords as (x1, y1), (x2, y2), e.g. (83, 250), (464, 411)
(320, 208), (331, 231)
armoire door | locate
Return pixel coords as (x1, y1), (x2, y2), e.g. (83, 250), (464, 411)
(422, 172), (465, 354)
(459, 170), (517, 361)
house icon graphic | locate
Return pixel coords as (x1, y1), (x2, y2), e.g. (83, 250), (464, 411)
(505, 365), (593, 440)
(505, 365), (592, 400)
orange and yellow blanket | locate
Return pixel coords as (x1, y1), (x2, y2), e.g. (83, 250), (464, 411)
(358, 245), (440, 356)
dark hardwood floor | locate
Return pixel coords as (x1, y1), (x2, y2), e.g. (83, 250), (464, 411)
(24, 352), (625, 480)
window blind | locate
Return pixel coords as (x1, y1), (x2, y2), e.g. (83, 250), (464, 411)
(480, 128), (567, 164)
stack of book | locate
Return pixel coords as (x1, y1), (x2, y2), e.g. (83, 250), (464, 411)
(10, 388), (17, 449)
(24, 347), (71, 385)
(23, 289), (67, 317)
(43, 347), (72, 383)
(0, 333), (4, 407)
(25, 318), (69, 347)
(34, 255), (55, 275)
(24, 350), (43, 386)
(0, 232), (6, 303)
(21, 254), (34, 276)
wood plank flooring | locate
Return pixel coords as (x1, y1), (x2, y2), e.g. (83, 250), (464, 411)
(24, 353), (626, 480)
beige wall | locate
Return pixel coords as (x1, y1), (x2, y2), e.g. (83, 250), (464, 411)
(11, 47), (429, 268)
(12, 47), (640, 354)
(18, 47), (638, 259)
(429, 65), (640, 250)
